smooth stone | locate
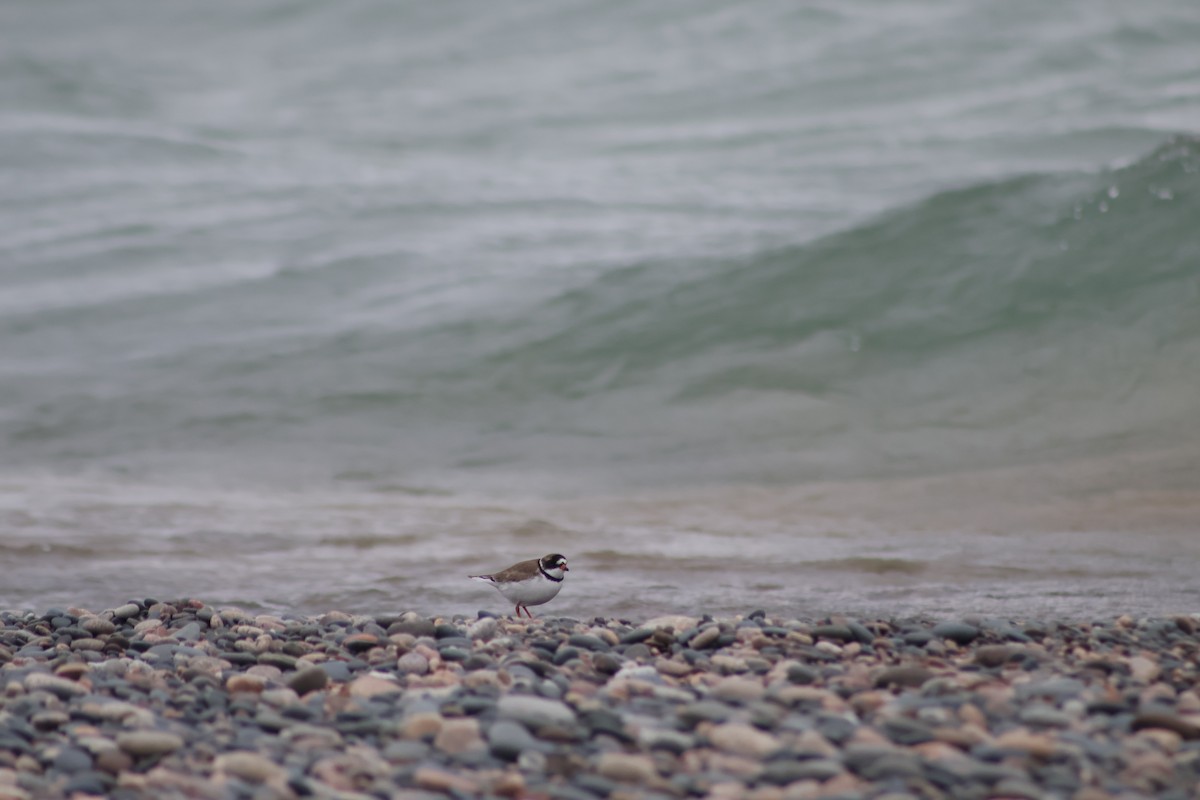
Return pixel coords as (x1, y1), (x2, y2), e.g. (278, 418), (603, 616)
(1132, 711), (1200, 740)
(787, 664), (818, 685)
(318, 661), (354, 682)
(679, 700), (734, 726)
(439, 646), (470, 662)
(975, 645), (1015, 667)
(286, 667), (329, 695)
(593, 653), (623, 675)
(62, 772), (110, 796)
(619, 628), (654, 645)
(24, 673), (88, 699)
(882, 717), (936, 745)
(51, 746), (93, 774)
(874, 666), (934, 689)
(342, 633), (380, 653)
(690, 626), (721, 650)
(31, 710), (70, 731)
(931, 620), (979, 644)
(574, 774), (619, 798)
(488, 720), (538, 761)
(708, 722), (781, 758)
(112, 604), (141, 620)
(761, 758), (844, 785)
(215, 751), (287, 784)
(858, 752), (925, 781)
(468, 617), (497, 641)
(596, 752), (659, 784)
(812, 624), (855, 642)
(847, 621), (875, 644)
(496, 695), (577, 729)
(1017, 678), (1086, 702)
(348, 675), (402, 698)
(397, 652), (430, 675)
(712, 676), (765, 703)
(257, 653), (297, 671)
(638, 728), (695, 754)
(568, 633), (610, 652)
(992, 778), (1045, 800)
(553, 646), (581, 666)
(414, 767), (478, 795)
(579, 708), (631, 742)
(389, 619), (436, 637)
(115, 731), (184, 757)
(433, 718), (485, 755)
(226, 674), (267, 693)
(1019, 705), (1074, 728)
(81, 618), (117, 636)
(171, 622), (202, 641)
(401, 712), (445, 741)
(382, 739), (430, 763)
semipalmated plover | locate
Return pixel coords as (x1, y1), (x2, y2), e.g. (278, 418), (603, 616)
(470, 553), (568, 618)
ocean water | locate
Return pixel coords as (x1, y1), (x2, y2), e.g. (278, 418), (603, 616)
(2, 0), (1199, 619)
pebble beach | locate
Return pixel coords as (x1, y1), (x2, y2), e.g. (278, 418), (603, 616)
(2, 601), (1199, 800)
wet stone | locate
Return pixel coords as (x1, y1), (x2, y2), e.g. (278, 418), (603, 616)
(488, 720), (538, 761)
(1020, 705), (1075, 728)
(258, 652), (298, 670)
(389, 619), (436, 638)
(882, 717), (936, 745)
(115, 730), (184, 757)
(51, 746), (93, 774)
(678, 700), (733, 727)
(787, 664), (818, 685)
(63, 772), (111, 796)
(568, 633), (610, 652)
(932, 620), (980, 644)
(497, 695), (577, 729)
(690, 626), (721, 650)
(439, 646), (471, 662)
(286, 666), (329, 695)
(620, 628), (654, 645)
(593, 653), (623, 675)
(1132, 711), (1200, 740)
(112, 604), (141, 620)
(761, 758), (844, 784)
(874, 666), (934, 689)
(975, 644), (1015, 667)
(812, 624), (855, 642)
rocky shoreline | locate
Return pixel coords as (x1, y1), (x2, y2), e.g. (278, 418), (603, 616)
(1, 601), (1199, 799)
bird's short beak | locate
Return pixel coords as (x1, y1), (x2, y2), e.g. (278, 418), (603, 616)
(562, 564), (569, 571)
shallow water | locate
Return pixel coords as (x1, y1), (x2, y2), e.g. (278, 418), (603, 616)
(2, 1), (1199, 616)
(3, 450), (1198, 619)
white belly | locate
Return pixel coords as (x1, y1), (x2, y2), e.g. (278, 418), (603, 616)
(491, 576), (563, 607)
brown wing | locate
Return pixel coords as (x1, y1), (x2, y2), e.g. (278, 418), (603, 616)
(480, 558), (541, 583)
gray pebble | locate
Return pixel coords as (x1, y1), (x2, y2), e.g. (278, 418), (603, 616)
(761, 758), (844, 784)
(497, 695), (577, 729)
(116, 730), (184, 757)
(286, 666), (329, 695)
(931, 620), (980, 644)
(112, 604), (141, 620)
(51, 745), (93, 774)
(318, 661), (354, 682)
(488, 719), (538, 761)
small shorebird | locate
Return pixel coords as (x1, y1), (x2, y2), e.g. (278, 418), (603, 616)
(470, 553), (568, 618)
